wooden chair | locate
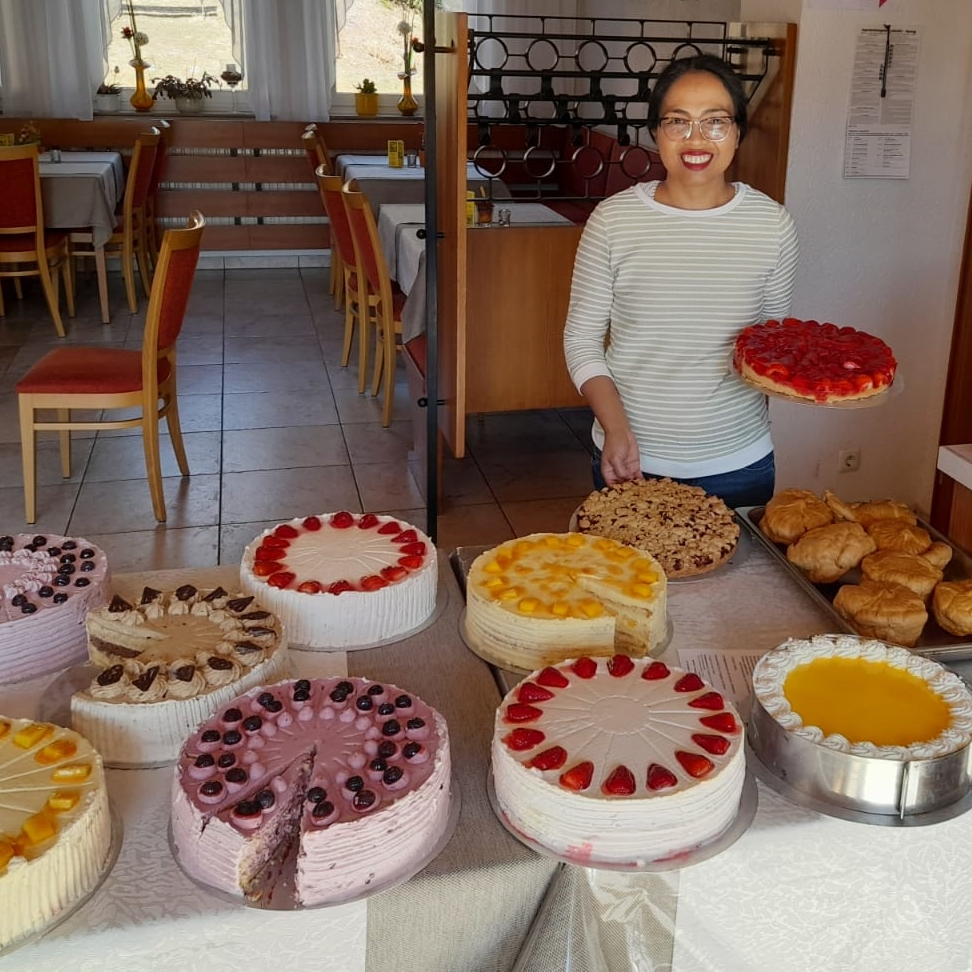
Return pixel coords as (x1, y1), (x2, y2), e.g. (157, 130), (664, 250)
(70, 128), (160, 315)
(0, 144), (75, 337)
(302, 124), (334, 175)
(146, 118), (172, 269)
(303, 130), (342, 304)
(17, 211), (206, 524)
(342, 182), (408, 427)
(317, 169), (373, 373)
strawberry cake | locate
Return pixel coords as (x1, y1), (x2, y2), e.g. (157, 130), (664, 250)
(70, 586), (289, 766)
(170, 676), (451, 906)
(0, 717), (111, 951)
(733, 318), (897, 403)
(491, 655), (746, 866)
(239, 513), (437, 649)
(0, 533), (110, 683)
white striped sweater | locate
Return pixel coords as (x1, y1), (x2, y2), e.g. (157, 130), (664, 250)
(564, 181), (799, 477)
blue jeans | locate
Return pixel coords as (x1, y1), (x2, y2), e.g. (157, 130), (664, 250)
(591, 449), (775, 509)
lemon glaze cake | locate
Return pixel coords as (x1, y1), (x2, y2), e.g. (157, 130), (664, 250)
(465, 533), (668, 671)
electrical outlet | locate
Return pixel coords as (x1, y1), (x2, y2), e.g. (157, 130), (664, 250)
(838, 449), (861, 473)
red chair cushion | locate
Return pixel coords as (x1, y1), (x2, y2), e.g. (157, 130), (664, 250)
(15, 347), (169, 395)
(0, 229), (68, 254)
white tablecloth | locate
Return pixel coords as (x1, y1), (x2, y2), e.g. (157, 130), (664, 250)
(38, 151), (124, 248)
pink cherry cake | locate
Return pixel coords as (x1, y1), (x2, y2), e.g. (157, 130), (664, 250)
(170, 676), (452, 906)
(492, 655), (746, 866)
(239, 513), (437, 648)
(0, 533), (110, 682)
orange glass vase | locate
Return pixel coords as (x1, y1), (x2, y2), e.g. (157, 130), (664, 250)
(397, 73), (418, 116)
(130, 60), (155, 113)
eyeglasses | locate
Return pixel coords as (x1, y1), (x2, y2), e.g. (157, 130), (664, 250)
(657, 116), (736, 142)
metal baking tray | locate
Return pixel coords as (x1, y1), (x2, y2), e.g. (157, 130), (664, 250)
(738, 506), (972, 662)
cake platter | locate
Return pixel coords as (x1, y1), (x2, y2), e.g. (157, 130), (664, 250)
(487, 769), (757, 872)
(567, 509), (751, 582)
(168, 783), (460, 910)
(745, 738), (972, 828)
(0, 801), (123, 957)
(458, 609), (674, 677)
(731, 358), (904, 409)
(288, 582), (449, 653)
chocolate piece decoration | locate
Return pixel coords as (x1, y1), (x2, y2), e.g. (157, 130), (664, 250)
(97, 664), (124, 686)
(208, 656), (233, 671)
(233, 641), (262, 655)
(175, 584), (198, 601)
(140, 586), (162, 604)
(203, 586), (228, 602)
(108, 594), (133, 613)
(240, 610), (271, 620)
(226, 596), (255, 613)
(173, 665), (195, 682)
(244, 626), (276, 638)
(132, 667), (160, 692)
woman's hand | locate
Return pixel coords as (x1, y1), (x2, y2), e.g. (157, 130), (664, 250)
(600, 428), (642, 483)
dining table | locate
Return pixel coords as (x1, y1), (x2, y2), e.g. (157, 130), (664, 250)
(38, 150), (125, 324)
(377, 200), (575, 342)
(335, 153), (509, 213)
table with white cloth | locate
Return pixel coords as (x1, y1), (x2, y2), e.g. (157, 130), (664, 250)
(38, 151), (124, 249)
(377, 201), (575, 341)
(0, 558), (558, 972)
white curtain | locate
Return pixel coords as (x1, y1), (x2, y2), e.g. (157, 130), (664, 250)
(222, 0), (339, 121)
(0, 0), (108, 118)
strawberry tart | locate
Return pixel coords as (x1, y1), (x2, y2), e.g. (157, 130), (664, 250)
(239, 513), (437, 649)
(0, 533), (110, 683)
(465, 533), (668, 671)
(70, 586), (289, 766)
(0, 717), (111, 951)
(733, 318), (897, 403)
(491, 655), (746, 866)
(170, 676), (451, 906)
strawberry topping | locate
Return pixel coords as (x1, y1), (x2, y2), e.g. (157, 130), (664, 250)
(535, 666), (570, 689)
(674, 672), (704, 692)
(380, 565), (408, 583)
(378, 521), (402, 534)
(330, 511), (355, 529)
(358, 513), (379, 529)
(274, 524), (299, 539)
(642, 661), (670, 680)
(254, 545), (282, 561)
(398, 554), (424, 569)
(262, 535), (290, 548)
(699, 712), (739, 734)
(646, 763), (678, 790)
(676, 751), (714, 778)
(528, 746), (567, 771)
(602, 765), (636, 796)
(503, 728), (546, 751)
(504, 703), (543, 723)
(393, 529), (418, 544)
(302, 516), (322, 531)
(251, 561), (282, 577)
(688, 691), (725, 711)
(571, 657), (597, 679)
(297, 580), (323, 594)
(607, 654), (635, 677)
(559, 761), (594, 791)
(691, 733), (731, 756)
(516, 682), (555, 703)
(328, 579), (354, 595)
(360, 574), (388, 591)
(267, 571), (295, 589)
(400, 541), (427, 556)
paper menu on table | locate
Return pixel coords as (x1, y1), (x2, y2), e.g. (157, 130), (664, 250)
(676, 649), (760, 721)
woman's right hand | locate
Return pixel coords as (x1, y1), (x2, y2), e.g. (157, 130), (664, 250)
(600, 428), (642, 484)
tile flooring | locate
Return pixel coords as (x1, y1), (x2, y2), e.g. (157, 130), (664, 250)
(0, 266), (598, 574)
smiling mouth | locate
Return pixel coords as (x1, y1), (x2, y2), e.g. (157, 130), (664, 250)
(681, 152), (713, 166)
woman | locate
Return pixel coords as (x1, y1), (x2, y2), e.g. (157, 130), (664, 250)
(563, 53), (799, 508)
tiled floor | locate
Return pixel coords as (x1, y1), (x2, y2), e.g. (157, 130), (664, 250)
(0, 265), (598, 574)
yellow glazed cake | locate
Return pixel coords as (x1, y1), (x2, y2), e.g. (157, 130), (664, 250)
(0, 717), (111, 951)
(465, 533), (668, 671)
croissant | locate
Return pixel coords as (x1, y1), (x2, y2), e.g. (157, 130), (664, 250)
(833, 579), (928, 648)
(785, 521), (876, 584)
(761, 488), (833, 545)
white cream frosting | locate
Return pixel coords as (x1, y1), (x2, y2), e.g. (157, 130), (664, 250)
(752, 634), (972, 760)
(492, 655), (745, 866)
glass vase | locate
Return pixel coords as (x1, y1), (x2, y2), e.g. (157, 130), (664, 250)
(130, 60), (155, 113)
(397, 73), (419, 117)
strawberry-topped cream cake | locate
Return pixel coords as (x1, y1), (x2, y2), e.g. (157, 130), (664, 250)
(491, 654), (746, 866)
(239, 513), (437, 649)
(733, 318), (897, 403)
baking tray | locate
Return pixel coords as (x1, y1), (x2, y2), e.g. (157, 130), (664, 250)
(738, 506), (972, 662)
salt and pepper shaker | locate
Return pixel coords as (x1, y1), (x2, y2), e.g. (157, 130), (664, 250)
(497, 208), (511, 227)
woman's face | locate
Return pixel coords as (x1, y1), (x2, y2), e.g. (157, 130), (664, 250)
(655, 70), (740, 194)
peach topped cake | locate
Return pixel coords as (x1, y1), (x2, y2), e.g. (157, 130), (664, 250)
(240, 513), (437, 649)
(465, 533), (667, 671)
(733, 318), (896, 403)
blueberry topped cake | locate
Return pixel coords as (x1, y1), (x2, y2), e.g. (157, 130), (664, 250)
(0, 533), (110, 683)
(170, 676), (452, 906)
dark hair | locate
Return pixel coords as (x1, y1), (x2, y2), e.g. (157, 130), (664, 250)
(647, 53), (749, 143)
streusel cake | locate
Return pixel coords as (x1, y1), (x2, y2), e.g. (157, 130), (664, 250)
(575, 479), (740, 579)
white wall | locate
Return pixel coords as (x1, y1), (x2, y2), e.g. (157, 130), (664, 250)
(742, 0), (972, 513)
